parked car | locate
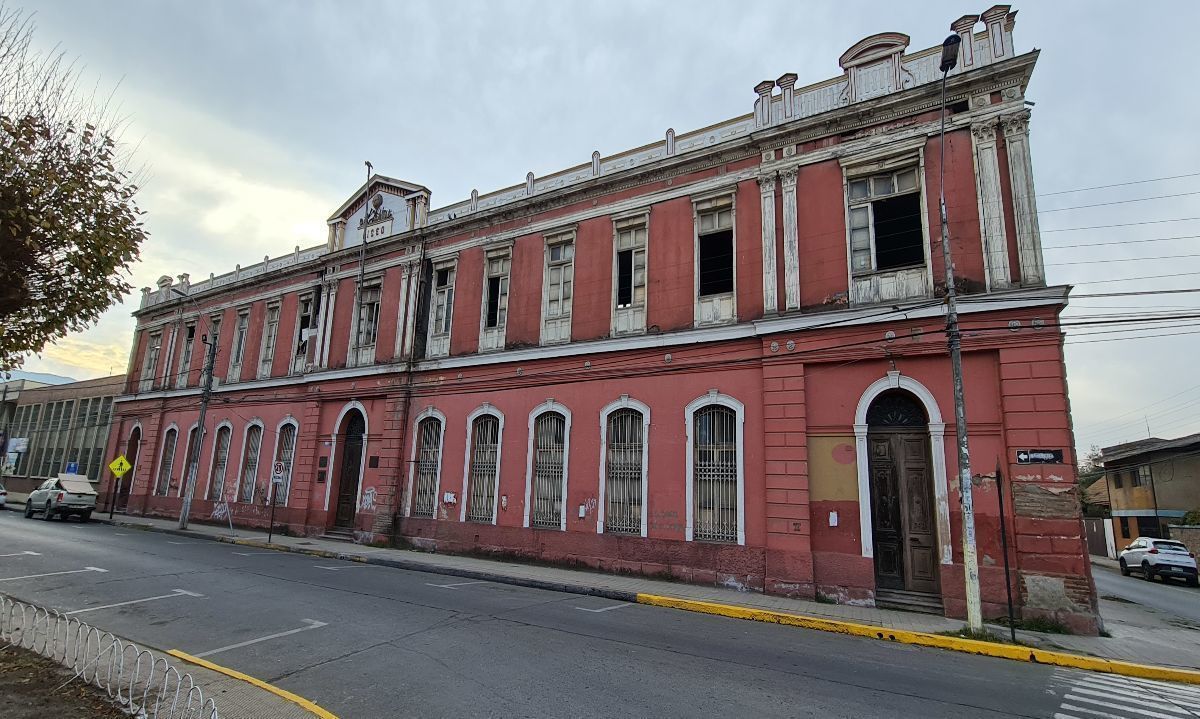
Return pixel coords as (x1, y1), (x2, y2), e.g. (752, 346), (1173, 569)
(0, 482), (6, 509)
(1119, 537), (1198, 586)
(24, 475), (97, 522)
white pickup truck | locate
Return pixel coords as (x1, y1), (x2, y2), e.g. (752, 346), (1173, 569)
(24, 474), (98, 522)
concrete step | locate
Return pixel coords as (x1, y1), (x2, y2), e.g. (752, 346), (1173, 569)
(320, 528), (355, 543)
(874, 589), (944, 615)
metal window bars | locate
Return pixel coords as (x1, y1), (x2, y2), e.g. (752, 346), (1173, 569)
(238, 426), (262, 503)
(412, 418), (442, 517)
(605, 409), (643, 534)
(155, 429), (177, 497)
(0, 594), (219, 718)
(466, 415), (500, 523)
(207, 427), (231, 501)
(531, 412), (566, 529)
(693, 405), (738, 542)
(273, 424), (296, 505)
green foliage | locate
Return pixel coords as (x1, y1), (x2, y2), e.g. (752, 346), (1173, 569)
(0, 5), (146, 372)
(1183, 508), (1200, 526)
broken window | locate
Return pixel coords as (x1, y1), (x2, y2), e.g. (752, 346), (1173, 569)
(177, 323), (195, 388)
(697, 207), (734, 296)
(484, 253), (510, 330)
(355, 284), (381, 349)
(848, 167), (924, 274)
(615, 221), (647, 308)
(432, 266), (455, 336)
(139, 331), (162, 392)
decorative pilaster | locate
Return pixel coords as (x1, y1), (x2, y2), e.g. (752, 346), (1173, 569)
(971, 120), (1011, 290)
(1001, 111), (1044, 285)
(758, 173), (778, 314)
(780, 167), (800, 310)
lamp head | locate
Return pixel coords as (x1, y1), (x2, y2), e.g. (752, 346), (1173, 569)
(940, 34), (962, 73)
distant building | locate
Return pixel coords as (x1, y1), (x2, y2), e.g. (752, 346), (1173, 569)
(1, 379), (49, 436)
(2, 376), (121, 497)
(1102, 433), (1200, 544)
(105, 8), (1101, 633)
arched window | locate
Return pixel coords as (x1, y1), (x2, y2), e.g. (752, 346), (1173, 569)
(466, 414), (500, 523)
(530, 411), (566, 529)
(604, 408), (644, 534)
(692, 404), (738, 542)
(178, 426), (199, 497)
(207, 425), (232, 501)
(238, 424), (263, 503)
(411, 417), (443, 517)
(155, 428), (178, 496)
(272, 423), (297, 505)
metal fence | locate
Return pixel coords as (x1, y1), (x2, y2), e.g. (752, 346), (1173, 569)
(0, 594), (219, 718)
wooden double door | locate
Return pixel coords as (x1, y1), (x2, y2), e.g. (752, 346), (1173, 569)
(868, 430), (939, 594)
(334, 411), (365, 529)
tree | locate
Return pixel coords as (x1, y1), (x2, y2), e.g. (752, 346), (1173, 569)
(0, 4), (146, 372)
(1077, 444), (1104, 487)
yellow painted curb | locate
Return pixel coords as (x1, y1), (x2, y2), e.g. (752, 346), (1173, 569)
(168, 649), (339, 719)
(635, 594), (1200, 685)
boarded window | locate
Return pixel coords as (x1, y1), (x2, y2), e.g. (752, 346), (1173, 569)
(605, 409), (643, 534)
(466, 415), (500, 523)
(693, 405), (737, 542)
(531, 412), (566, 529)
(411, 418), (442, 518)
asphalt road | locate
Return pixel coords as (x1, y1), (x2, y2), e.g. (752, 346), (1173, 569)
(1, 512), (1197, 719)
(1093, 561), (1200, 625)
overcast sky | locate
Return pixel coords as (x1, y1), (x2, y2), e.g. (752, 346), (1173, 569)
(18, 1), (1200, 456)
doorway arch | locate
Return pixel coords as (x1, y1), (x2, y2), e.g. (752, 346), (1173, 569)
(332, 407), (367, 529)
(118, 425), (141, 512)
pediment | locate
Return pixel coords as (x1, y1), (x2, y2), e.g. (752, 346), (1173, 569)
(839, 32), (911, 70)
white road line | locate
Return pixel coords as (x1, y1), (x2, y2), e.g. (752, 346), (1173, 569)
(114, 532), (130, 536)
(65, 589), (203, 615)
(194, 619), (327, 658)
(1063, 695), (1188, 719)
(1067, 687), (1188, 713)
(232, 551), (279, 556)
(167, 541), (200, 545)
(0, 567), (107, 582)
(574, 603), (633, 613)
(425, 581), (488, 589)
(0, 551), (41, 558)
(314, 564), (369, 571)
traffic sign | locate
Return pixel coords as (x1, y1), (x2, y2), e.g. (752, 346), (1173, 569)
(109, 455), (132, 478)
(271, 461), (286, 484)
(65, 461), (79, 474)
(1015, 449), (1063, 465)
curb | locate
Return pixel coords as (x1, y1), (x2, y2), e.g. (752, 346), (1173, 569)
(102, 517), (1200, 685)
(168, 649), (338, 719)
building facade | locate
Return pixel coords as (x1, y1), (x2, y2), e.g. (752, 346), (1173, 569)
(2, 376), (120, 495)
(1102, 433), (1200, 545)
(106, 7), (1100, 632)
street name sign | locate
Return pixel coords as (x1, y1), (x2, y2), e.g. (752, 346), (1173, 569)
(1015, 449), (1063, 464)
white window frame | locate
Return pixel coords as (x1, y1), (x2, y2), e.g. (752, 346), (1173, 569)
(258, 301), (281, 379)
(204, 420), (235, 502)
(684, 391), (745, 545)
(405, 406), (447, 518)
(350, 278), (383, 367)
(692, 190), (738, 327)
(611, 210), (649, 337)
(270, 417), (300, 506)
(234, 420), (265, 504)
(427, 259), (457, 359)
(205, 313), (222, 388)
(460, 404), (505, 524)
(177, 321), (196, 388)
(228, 308), (250, 382)
(178, 423), (200, 498)
(597, 396), (650, 537)
(139, 330), (162, 392)
(479, 244), (512, 352)
(154, 424), (179, 497)
(292, 292), (316, 375)
(523, 399), (572, 531)
(540, 230), (575, 346)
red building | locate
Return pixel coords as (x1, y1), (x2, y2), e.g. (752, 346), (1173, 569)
(106, 7), (1100, 632)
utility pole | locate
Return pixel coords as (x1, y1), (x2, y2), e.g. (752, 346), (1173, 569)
(171, 286), (217, 531)
(937, 33), (983, 632)
(352, 161), (373, 367)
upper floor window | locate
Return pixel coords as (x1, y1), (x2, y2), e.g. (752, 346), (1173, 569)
(259, 303), (280, 379)
(1134, 465), (1151, 488)
(139, 331), (162, 391)
(228, 309), (250, 381)
(541, 232), (575, 345)
(204, 314), (222, 386)
(352, 282), (382, 366)
(848, 167), (924, 275)
(177, 323), (196, 388)
(694, 194), (736, 326)
(480, 247), (511, 352)
(1112, 469), (1123, 489)
(427, 261), (456, 358)
(612, 213), (648, 336)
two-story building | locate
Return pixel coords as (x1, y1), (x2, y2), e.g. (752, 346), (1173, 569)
(1102, 433), (1200, 544)
(104, 7), (1099, 632)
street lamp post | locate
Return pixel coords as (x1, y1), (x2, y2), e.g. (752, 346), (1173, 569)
(937, 33), (983, 632)
(170, 287), (217, 530)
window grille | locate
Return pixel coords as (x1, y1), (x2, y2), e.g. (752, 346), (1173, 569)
(239, 425), (263, 503)
(605, 409), (643, 534)
(411, 418), (442, 517)
(155, 429), (177, 496)
(273, 424), (297, 505)
(466, 415), (500, 523)
(531, 412), (566, 529)
(207, 426), (231, 501)
(693, 405), (737, 542)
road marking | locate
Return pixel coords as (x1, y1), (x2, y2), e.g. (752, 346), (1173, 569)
(0, 567), (107, 582)
(0, 551), (41, 558)
(313, 564), (369, 571)
(425, 580), (488, 589)
(114, 532), (130, 536)
(233, 551), (279, 556)
(574, 603), (632, 613)
(1052, 669), (1200, 719)
(65, 589), (203, 615)
(167, 541), (200, 545)
(194, 619), (327, 658)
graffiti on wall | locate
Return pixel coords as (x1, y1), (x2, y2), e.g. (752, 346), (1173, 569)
(360, 486), (378, 512)
(210, 502), (230, 521)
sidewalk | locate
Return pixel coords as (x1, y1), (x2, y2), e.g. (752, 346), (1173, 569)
(80, 511), (1200, 671)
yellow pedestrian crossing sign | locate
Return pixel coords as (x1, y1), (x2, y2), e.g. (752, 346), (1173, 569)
(109, 455), (132, 478)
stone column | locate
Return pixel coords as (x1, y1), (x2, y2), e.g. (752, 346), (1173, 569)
(1001, 110), (1044, 285)
(758, 173), (778, 314)
(781, 167), (800, 310)
(971, 120), (1011, 290)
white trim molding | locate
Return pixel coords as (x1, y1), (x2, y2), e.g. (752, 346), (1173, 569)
(523, 399), (573, 530)
(684, 390), (746, 545)
(596, 395), (652, 537)
(460, 403), (505, 524)
(406, 406), (448, 518)
(853, 370), (951, 566)
(328, 400), (369, 515)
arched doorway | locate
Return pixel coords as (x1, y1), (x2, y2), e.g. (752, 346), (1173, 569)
(333, 409), (366, 529)
(866, 390), (939, 598)
(118, 427), (140, 513)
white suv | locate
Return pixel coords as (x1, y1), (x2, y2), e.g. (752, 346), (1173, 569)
(1119, 537), (1198, 587)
